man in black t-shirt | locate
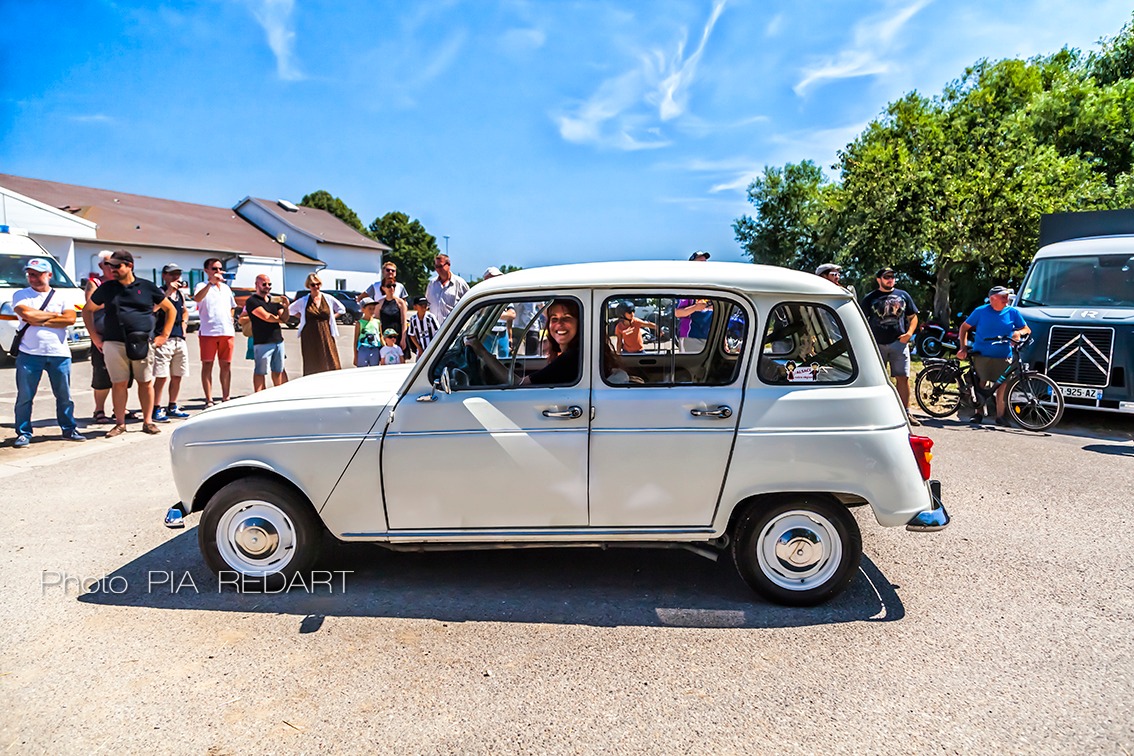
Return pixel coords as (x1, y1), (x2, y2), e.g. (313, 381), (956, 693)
(86, 250), (176, 437)
(243, 274), (290, 392)
(860, 266), (920, 425)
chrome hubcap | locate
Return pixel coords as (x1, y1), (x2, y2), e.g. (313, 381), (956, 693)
(757, 509), (844, 591)
(774, 527), (825, 572)
(233, 517), (279, 558)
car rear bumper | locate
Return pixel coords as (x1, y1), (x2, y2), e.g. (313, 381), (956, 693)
(906, 479), (950, 532)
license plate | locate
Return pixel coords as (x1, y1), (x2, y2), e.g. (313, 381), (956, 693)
(1061, 385), (1102, 400)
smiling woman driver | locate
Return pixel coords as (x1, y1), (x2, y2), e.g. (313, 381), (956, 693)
(466, 298), (581, 386)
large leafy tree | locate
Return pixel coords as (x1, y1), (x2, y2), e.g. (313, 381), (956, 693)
(733, 160), (837, 272)
(299, 190), (365, 234)
(368, 212), (440, 297)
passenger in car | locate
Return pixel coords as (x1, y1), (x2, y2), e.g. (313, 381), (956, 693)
(613, 301), (656, 353)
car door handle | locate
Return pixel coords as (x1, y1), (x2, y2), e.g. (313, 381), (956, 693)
(690, 405), (733, 419)
(542, 406), (584, 419)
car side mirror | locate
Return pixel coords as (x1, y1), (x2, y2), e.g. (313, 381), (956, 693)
(440, 367), (452, 395)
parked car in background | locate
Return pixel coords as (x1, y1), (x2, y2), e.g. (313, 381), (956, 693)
(185, 297), (199, 332)
(286, 289), (362, 327)
(0, 225), (91, 363)
(167, 261), (949, 607)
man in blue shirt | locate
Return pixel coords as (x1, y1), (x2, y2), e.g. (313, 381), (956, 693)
(957, 285), (1031, 425)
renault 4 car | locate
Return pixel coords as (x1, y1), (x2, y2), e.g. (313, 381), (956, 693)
(166, 261), (949, 606)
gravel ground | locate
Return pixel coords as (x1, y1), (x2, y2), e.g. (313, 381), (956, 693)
(1, 342), (1132, 753)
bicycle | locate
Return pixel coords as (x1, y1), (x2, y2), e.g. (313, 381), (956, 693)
(914, 336), (1065, 431)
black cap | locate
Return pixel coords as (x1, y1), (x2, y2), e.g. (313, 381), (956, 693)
(876, 267), (896, 278)
(413, 296), (428, 307)
(689, 251), (711, 260)
(108, 250), (134, 267)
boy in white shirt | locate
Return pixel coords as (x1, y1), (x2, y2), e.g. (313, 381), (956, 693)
(379, 328), (404, 365)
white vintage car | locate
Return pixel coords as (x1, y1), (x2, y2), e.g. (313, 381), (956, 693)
(167, 261), (948, 606)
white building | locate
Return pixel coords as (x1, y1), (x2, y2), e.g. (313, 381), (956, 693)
(0, 174), (390, 294)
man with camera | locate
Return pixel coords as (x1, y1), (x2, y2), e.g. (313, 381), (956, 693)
(86, 250), (176, 437)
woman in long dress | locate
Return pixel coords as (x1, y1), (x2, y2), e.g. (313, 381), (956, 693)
(287, 273), (344, 375)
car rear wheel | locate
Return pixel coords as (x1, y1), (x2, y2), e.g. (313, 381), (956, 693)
(199, 477), (323, 589)
(732, 497), (861, 606)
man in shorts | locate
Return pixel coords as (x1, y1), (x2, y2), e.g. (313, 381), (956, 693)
(82, 250), (120, 423)
(86, 250), (176, 437)
(860, 267), (920, 425)
(193, 257), (237, 406)
(956, 285), (1031, 426)
(243, 273), (290, 392)
(151, 263), (191, 422)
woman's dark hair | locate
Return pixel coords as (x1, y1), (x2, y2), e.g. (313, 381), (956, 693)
(545, 298), (580, 361)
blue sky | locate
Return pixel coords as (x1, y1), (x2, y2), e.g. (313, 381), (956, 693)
(3, 0), (1132, 280)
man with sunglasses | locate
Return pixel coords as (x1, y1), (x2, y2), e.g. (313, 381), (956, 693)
(193, 258), (238, 406)
(861, 267), (920, 425)
(425, 253), (468, 324)
(82, 250), (119, 423)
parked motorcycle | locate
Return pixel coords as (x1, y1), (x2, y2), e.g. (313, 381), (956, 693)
(915, 322), (961, 359)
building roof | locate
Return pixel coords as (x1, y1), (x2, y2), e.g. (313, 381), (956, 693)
(240, 197), (390, 251)
(0, 174), (322, 265)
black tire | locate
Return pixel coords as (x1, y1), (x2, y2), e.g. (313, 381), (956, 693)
(919, 336), (943, 358)
(914, 364), (962, 418)
(340, 312), (355, 326)
(732, 497), (862, 606)
(1005, 373), (1065, 431)
(198, 477), (323, 589)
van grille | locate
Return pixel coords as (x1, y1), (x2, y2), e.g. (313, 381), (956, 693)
(1046, 327), (1113, 387)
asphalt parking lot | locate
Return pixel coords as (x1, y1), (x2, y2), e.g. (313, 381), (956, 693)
(1, 340), (1132, 753)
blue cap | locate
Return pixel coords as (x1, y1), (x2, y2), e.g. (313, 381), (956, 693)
(25, 258), (51, 273)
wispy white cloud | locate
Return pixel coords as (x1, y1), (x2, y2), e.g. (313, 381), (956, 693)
(794, 0), (930, 96)
(70, 114), (115, 124)
(764, 12), (784, 38)
(248, 0), (304, 81)
(416, 32), (466, 85)
(553, 1), (728, 151)
(499, 27), (546, 54)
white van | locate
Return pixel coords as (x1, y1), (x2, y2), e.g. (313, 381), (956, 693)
(0, 226), (91, 362)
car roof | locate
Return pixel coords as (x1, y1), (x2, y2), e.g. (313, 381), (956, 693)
(470, 261), (849, 298)
(1035, 235), (1134, 259)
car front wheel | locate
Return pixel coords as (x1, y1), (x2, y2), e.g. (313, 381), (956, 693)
(199, 477), (323, 588)
(732, 497), (861, 606)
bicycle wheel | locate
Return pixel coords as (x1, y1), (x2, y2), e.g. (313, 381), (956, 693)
(914, 364), (962, 417)
(1006, 373), (1065, 431)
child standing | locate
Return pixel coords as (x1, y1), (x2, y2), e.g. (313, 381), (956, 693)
(379, 328), (405, 365)
(354, 297), (382, 367)
(614, 301), (657, 353)
(406, 296), (440, 361)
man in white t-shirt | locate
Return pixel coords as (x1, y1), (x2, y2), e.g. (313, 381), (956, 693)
(426, 253), (469, 324)
(193, 257), (238, 406)
(11, 259), (85, 447)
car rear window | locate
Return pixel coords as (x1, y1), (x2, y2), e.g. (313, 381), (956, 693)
(757, 302), (857, 384)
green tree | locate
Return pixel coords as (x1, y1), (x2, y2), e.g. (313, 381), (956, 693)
(299, 190), (365, 233)
(733, 160), (837, 272)
(368, 212), (440, 297)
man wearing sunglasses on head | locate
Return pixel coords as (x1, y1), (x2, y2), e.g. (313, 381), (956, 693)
(860, 267), (920, 426)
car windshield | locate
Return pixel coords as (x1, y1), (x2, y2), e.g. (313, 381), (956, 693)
(0, 252), (79, 288)
(1018, 254), (1134, 307)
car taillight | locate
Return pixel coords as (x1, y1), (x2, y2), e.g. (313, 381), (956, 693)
(909, 434), (934, 480)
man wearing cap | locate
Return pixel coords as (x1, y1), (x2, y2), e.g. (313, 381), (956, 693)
(151, 263), (191, 422)
(816, 263), (856, 296)
(11, 259), (85, 447)
(860, 267), (920, 424)
(86, 250), (176, 437)
(689, 251), (711, 261)
(957, 286), (1031, 425)
(243, 273), (290, 391)
(82, 250), (119, 423)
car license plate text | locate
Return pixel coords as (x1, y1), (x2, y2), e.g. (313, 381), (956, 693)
(1060, 385), (1102, 400)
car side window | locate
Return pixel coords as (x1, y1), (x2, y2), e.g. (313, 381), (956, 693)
(430, 297), (583, 389)
(600, 295), (749, 386)
(758, 302), (857, 384)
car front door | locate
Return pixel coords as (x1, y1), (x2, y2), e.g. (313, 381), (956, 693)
(381, 292), (592, 531)
(588, 291), (751, 528)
